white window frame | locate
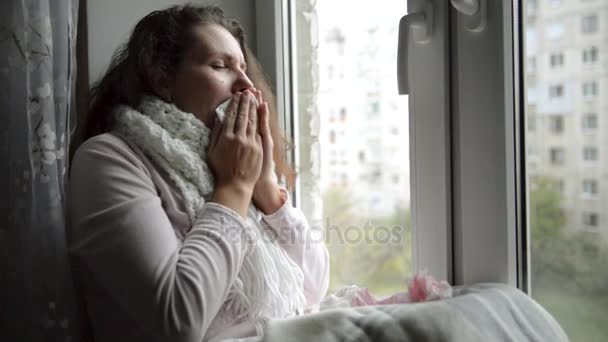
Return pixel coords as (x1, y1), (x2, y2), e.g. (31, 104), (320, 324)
(450, 0), (521, 288)
(256, 0), (524, 289)
(256, 0), (453, 282)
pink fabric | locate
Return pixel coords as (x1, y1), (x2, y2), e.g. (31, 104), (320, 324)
(349, 272), (452, 307)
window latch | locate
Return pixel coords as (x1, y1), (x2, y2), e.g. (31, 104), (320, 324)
(397, 2), (433, 95)
(450, 0), (486, 32)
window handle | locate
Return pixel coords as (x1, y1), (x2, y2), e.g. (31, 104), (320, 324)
(450, 0), (486, 32)
(397, 2), (433, 95)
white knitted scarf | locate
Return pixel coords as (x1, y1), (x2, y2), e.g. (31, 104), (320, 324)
(113, 95), (306, 323)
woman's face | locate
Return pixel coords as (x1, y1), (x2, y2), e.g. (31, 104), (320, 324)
(168, 24), (254, 128)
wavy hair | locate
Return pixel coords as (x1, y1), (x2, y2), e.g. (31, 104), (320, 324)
(84, 4), (296, 189)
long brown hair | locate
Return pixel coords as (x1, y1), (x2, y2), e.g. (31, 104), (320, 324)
(84, 4), (296, 189)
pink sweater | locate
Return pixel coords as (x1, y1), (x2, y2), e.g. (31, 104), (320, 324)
(67, 133), (329, 342)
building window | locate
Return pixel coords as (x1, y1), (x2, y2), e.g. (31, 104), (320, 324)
(369, 101), (380, 114)
(582, 46), (599, 64)
(329, 130), (336, 144)
(582, 212), (599, 227)
(370, 168), (382, 184)
(582, 81), (598, 97)
(527, 56), (536, 72)
(341, 172), (348, 182)
(583, 146), (598, 161)
(582, 15), (598, 34)
(358, 151), (366, 163)
(549, 52), (564, 68)
(527, 87), (538, 105)
(527, 0), (537, 16)
(582, 113), (598, 131)
(339, 108), (347, 121)
(549, 84), (564, 99)
(583, 243), (599, 258)
(548, 115), (564, 134)
(555, 179), (565, 193)
(549, 147), (565, 165)
(582, 179), (598, 196)
(528, 114), (537, 131)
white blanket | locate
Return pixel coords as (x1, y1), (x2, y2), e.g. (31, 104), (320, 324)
(226, 283), (569, 342)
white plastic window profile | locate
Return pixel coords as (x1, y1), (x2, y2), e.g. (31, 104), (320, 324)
(398, 0), (453, 282)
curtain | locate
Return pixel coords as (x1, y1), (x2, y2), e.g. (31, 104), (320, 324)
(0, 0), (81, 340)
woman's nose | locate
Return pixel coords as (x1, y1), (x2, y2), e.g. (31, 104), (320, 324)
(232, 71), (254, 93)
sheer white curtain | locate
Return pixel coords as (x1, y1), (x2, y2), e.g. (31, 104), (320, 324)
(0, 0), (82, 340)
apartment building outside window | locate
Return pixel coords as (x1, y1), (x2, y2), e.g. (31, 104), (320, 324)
(521, 1), (608, 339)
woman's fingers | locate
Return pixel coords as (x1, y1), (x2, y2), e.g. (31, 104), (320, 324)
(222, 92), (241, 135)
(259, 102), (270, 137)
(247, 95), (258, 137)
(234, 91), (252, 136)
(258, 102), (274, 170)
(254, 89), (263, 107)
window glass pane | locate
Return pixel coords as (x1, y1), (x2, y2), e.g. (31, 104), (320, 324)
(291, 0), (411, 295)
(582, 113), (598, 131)
(582, 14), (598, 33)
(524, 1), (608, 340)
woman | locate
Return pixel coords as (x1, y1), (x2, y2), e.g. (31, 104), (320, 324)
(67, 5), (329, 342)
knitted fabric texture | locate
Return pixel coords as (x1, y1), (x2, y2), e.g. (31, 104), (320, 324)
(113, 95), (306, 323)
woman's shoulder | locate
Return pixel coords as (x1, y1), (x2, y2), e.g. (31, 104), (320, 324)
(75, 132), (143, 161)
(71, 132), (150, 177)
(76, 132), (134, 154)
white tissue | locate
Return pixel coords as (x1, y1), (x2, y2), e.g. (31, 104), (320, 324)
(215, 96), (259, 123)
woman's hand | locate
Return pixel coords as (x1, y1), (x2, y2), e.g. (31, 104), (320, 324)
(251, 89), (285, 215)
(208, 91), (263, 218)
